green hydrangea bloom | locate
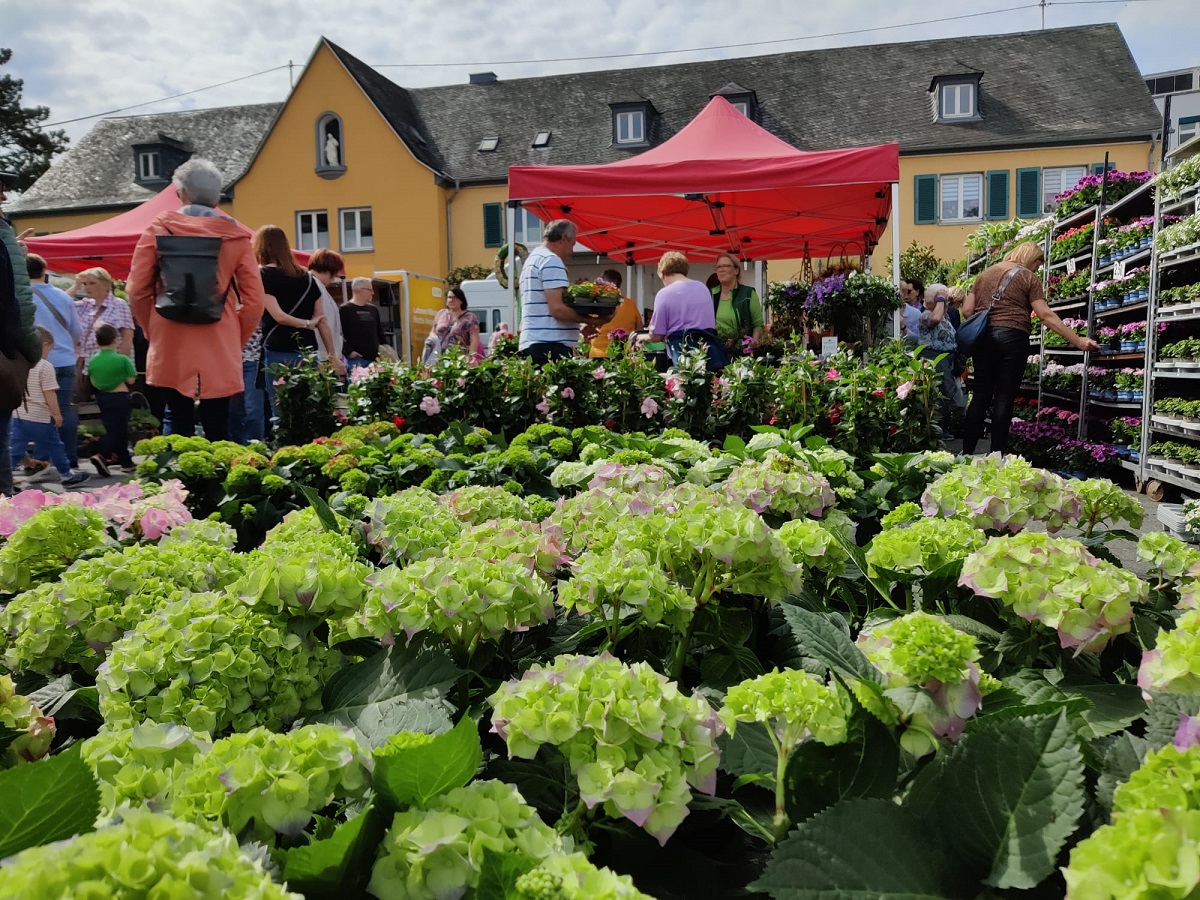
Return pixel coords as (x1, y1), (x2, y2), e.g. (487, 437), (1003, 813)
(558, 547), (696, 632)
(339, 468), (371, 494)
(516, 853), (654, 899)
(865, 516), (985, 579)
(234, 532), (372, 620)
(745, 432), (786, 453)
(1138, 532), (1200, 584)
(1139, 608), (1200, 696)
(224, 464), (262, 494)
(685, 455), (736, 486)
(134, 435), (170, 456)
(489, 654), (724, 845)
(880, 502), (923, 528)
(439, 485), (534, 524)
(1114, 745), (1200, 815)
(528, 497), (557, 521)
(366, 488), (461, 564)
(550, 460), (602, 490)
(261, 474), (288, 494)
(98, 591), (341, 735)
(368, 780), (563, 900)
(81, 722), (208, 815)
(0, 504), (112, 593)
(448, 518), (568, 579)
(922, 454), (1081, 533)
(0, 808), (301, 899)
(579, 443), (610, 465)
(657, 436), (712, 464)
(168, 435), (212, 454)
(794, 446), (866, 498)
(136, 458), (160, 477)
(171, 725), (369, 842)
(502, 445), (539, 471)
(263, 507), (351, 545)
(961, 532), (1145, 653)
(0, 674), (54, 766)
(1064, 807), (1200, 899)
(209, 441), (246, 467)
(721, 669), (848, 748)
(775, 519), (849, 577)
(502, 480), (525, 496)
(1074, 477), (1145, 532)
(548, 437), (575, 458)
(350, 555), (554, 647)
(177, 450), (218, 480)
(721, 451), (836, 520)
(161, 519), (237, 548)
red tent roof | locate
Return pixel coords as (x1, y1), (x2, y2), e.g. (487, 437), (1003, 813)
(23, 186), (308, 278)
(508, 97), (899, 264)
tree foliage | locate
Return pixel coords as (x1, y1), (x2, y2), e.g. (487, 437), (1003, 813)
(0, 49), (69, 191)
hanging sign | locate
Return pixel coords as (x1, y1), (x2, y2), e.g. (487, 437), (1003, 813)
(1113, 259), (1127, 280)
(821, 336), (839, 358)
(1066, 257), (1077, 275)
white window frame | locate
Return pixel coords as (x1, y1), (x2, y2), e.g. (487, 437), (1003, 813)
(532, 131), (551, 148)
(940, 83), (976, 120)
(295, 210), (330, 252)
(137, 151), (160, 181)
(730, 100), (750, 117)
(1041, 165), (1090, 213)
(340, 207), (374, 253)
(939, 173), (984, 224)
(1178, 117), (1200, 147)
(513, 208), (544, 246)
(615, 110), (645, 145)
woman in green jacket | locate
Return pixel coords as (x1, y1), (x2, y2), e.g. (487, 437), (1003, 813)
(711, 254), (764, 343)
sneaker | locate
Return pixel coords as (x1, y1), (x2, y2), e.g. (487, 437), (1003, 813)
(120, 463), (139, 473)
(90, 455), (111, 477)
(62, 472), (91, 488)
(23, 465), (59, 484)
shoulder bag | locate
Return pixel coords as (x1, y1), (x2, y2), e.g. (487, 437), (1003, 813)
(956, 266), (1023, 357)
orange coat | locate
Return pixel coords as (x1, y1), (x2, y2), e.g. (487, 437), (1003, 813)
(127, 211), (265, 399)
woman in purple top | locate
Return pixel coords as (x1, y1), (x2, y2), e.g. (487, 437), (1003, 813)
(641, 251), (727, 369)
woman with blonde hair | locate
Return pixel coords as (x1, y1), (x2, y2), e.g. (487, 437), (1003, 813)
(711, 254), (764, 343)
(75, 266), (134, 363)
(641, 251), (728, 368)
(961, 241), (1098, 454)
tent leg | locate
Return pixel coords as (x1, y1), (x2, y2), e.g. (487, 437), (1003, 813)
(637, 265), (646, 317)
(891, 181), (902, 340)
(507, 202), (519, 327)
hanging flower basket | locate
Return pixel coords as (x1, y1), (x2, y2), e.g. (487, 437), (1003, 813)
(802, 271), (899, 347)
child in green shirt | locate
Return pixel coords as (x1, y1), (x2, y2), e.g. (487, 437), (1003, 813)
(88, 322), (137, 475)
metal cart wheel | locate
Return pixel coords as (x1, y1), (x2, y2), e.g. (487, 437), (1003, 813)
(1145, 480), (1166, 503)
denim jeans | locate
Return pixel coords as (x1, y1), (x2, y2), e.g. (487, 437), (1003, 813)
(346, 355), (373, 371)
(262, 349), (306, 424)
(518, 343), (574, 365)
(96, 391), (134, 466)
(10, 418), (73, 477)
(963, 326), (1031, 455)
(55, 364), (78, 466)
(228, 358), (265, 445)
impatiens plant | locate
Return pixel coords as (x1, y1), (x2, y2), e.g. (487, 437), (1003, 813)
(0, 674), (54, 766)
(348, 555), (554, 650)
(170, 725), (370, 842)
(720, 669), (849, 840)
(1139, 607), (1200, 697)
(855, 612), (984, 757)
(489, 654), (724, 845)
(921, 454), (1081, 534)
(960, 533), (1145, 653)
(864, 517), (986, 580)
(97, 591), (342, 735)
(368, 780), (563, 900)
(80, 722), (208, 815)
(0, 808), (301, 899)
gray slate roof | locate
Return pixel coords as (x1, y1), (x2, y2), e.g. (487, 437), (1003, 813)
(8, 102), (281, 214)
(407, 23), (1161, 183)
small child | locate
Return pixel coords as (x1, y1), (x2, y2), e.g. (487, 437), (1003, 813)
(11, 327), (90, 487)
(87, 322), (137, 475)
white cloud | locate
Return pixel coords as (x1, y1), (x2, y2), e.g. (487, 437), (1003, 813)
(5, 0), (1198, 143)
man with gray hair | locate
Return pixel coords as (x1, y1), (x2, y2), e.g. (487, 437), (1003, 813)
(340, 276), (385, 368)
(518, 218), (612, 363)
(126, 158), (265, 441)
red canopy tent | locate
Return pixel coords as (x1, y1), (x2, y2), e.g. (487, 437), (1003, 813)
(508, 97), (900, 266)
(23, 185), (309, 279)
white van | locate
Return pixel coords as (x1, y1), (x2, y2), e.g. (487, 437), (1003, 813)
(458, 274), (516, 342)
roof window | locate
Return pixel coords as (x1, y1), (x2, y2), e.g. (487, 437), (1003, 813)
(478, 136), (499, 152)
(532, 131), (552, 148)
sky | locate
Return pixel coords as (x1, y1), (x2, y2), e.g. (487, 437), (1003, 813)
(5, 0), (1200, 145)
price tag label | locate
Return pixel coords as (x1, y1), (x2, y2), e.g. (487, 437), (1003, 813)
(821, 336), (838, 358)
(1066, 257), (1077, 275)
(1113, 259), (1127, 280)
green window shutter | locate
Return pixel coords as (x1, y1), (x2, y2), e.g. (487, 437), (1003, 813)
(1015, 167), (1041, 218)
(986, 170), (1009, 220)
(482, 203), (503, 248)
(1091, 162), (1115, 175)
(914, 174), (938, 225)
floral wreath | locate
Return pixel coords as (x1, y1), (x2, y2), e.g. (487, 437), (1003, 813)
(493, 243), (529, 288)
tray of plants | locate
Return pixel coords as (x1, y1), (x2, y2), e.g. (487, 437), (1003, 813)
(566, 280), (622, 313)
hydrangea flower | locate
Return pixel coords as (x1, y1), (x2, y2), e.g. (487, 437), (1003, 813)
(961, 533), (1144, 653)
(865, 516), (985, 579)
(0, 674), (54, 766)
(490, 654), (724, 845)
(1073, 477), (1145, 535)
(1137, 532), (1200, 585)
(720, 451), (836, 520)
(856, 612), (984, 756)
(515, 852), (654, 899)
(369, 780), (563, 900)
(0, 503), (111, 593)
(921, 454), (1081, 533)
(1139, 608), (1200, 697)
(0, 808), (301, 899)
(776, 518), (849, 577)
(1064, 807), (1200, 898)
(81, 722), (209, 817)
(365, 488), (463, 565)
(447, 518), (569, 579)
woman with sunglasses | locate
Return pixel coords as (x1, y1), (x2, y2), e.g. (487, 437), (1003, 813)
(711, 254), (764, 344)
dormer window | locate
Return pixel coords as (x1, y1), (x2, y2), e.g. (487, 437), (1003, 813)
(315, 112), (346, 179)
(137, 151), (160, 181)
(930, 74), (983, 123)
(711, 83), (757, 120)
(609, 101), (654, 149)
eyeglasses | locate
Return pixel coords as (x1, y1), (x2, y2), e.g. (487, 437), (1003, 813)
(715, 264), (736, 270)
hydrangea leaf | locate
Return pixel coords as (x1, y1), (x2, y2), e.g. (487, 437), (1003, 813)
(1095, 731), (1150, 812)
(374, 716), (483, 811)
(309, 636), (461, 748)
(475, 847), (539, 900)
(0, 743), (100, 858)
(783, 707), (899, 824)
(719, 721), (777, 780)
(905, 713), (1085, 889)
(281, 802), (390, 899)
(779, 605), (887, 692)
(751, 798), (963, 899)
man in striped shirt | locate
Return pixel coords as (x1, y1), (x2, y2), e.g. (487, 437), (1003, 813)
(517, 219), (613, 363)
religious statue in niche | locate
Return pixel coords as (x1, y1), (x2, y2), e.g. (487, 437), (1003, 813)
(320, 116), (343, 167)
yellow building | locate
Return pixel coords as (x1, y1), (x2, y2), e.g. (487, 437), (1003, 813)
(12, 24), (1162, 297)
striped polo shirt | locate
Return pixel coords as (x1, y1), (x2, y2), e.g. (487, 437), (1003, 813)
(518, 245), (577, 350)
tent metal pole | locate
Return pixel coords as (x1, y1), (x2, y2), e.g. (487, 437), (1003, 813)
(507, 201), (519, 327)
(754, 260), (764, 312)
(890, 181), (902, 339)
(637, 265), (646, 314)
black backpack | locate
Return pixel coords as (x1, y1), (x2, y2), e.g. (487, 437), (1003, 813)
(154, 229), (237, 324)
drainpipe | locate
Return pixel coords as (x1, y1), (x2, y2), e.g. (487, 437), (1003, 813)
(443, 173), (462, 270)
